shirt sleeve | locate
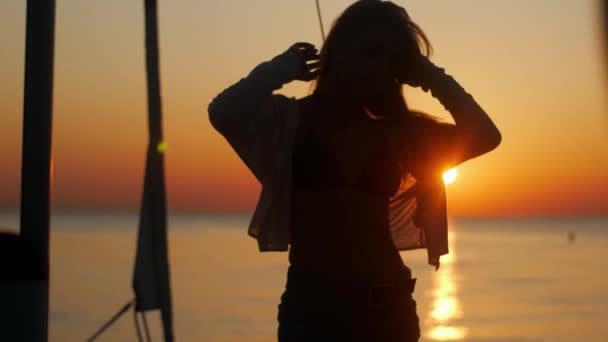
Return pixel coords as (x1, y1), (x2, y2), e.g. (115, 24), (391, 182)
(207, 60), (292, 183)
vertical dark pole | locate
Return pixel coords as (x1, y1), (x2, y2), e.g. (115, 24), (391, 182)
(138, 0), (174, 341)
(19, 0), (56, 340)
(145, 0), (163, 142)
(604, 0), (608, 65)
(603, 0), (608, 114)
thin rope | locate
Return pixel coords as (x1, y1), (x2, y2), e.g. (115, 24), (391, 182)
(134, 307), (145, 342)
(87, 299), (134, 342)
(315, 0), (325, 41)
(133, 310), (144, 342)
(141, 311), (153, 342)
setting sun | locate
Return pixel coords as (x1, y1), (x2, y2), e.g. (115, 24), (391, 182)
(443, 168), (458, 185)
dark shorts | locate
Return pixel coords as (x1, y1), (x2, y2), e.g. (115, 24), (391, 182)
(277, 267), (420, 342)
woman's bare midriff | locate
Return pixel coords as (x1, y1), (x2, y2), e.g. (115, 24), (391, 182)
(289, 188), (408, 282)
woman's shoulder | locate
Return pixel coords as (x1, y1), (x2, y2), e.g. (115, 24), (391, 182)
(390, 111), (445, 156)
(391, 112), (432, 144)
(403, 111), (443, 129)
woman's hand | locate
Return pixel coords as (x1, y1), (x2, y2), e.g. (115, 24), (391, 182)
(400, 54), (438, 92)
(270, 42), (321, 83)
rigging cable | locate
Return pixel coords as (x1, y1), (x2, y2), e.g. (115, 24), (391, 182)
(315, 0), (326, 41)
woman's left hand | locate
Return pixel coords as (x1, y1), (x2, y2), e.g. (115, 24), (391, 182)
(400, 54), (438, 91)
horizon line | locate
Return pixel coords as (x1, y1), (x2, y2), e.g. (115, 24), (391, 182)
(0, 208), (606, 221)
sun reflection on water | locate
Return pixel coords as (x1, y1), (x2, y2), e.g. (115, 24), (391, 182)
(427, 233), (469, 340)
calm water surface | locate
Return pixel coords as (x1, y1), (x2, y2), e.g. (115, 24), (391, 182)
(1, 213), (606, 341)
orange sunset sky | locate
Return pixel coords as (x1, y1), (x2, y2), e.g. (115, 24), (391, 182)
(1, 0), (607, 217)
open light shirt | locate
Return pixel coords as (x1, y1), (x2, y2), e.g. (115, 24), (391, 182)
(209, 59), (450, 269)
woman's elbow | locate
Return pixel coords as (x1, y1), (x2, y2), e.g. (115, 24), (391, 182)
(488, 125), (502, 150)
(207, 97), (226, 132)
(481, 126), (502, 153)
(467, 125), (501, 157)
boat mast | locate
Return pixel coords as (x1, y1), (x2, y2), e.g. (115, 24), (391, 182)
(132, 0), (174, 341)
(20, 0), (56, 340)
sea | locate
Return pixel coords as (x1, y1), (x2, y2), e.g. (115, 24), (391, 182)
(0, 212), (606, 342)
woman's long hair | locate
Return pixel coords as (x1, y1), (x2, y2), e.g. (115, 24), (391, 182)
(312, 0), (432, 123)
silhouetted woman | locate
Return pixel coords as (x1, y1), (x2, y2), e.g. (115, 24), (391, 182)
(208, 1), (501, 341)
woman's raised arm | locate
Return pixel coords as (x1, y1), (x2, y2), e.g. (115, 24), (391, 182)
(402, 57), (502, 174)
(207, 43), (319, 181)
(208, 42), (319, 136)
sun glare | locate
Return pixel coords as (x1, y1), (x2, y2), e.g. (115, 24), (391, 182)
(443, 168), (457, 185)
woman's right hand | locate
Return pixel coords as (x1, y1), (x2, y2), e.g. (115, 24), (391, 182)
(270, 42), (321, 83)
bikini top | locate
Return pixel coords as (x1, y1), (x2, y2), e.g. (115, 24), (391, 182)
(292, 99), (401, 198)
